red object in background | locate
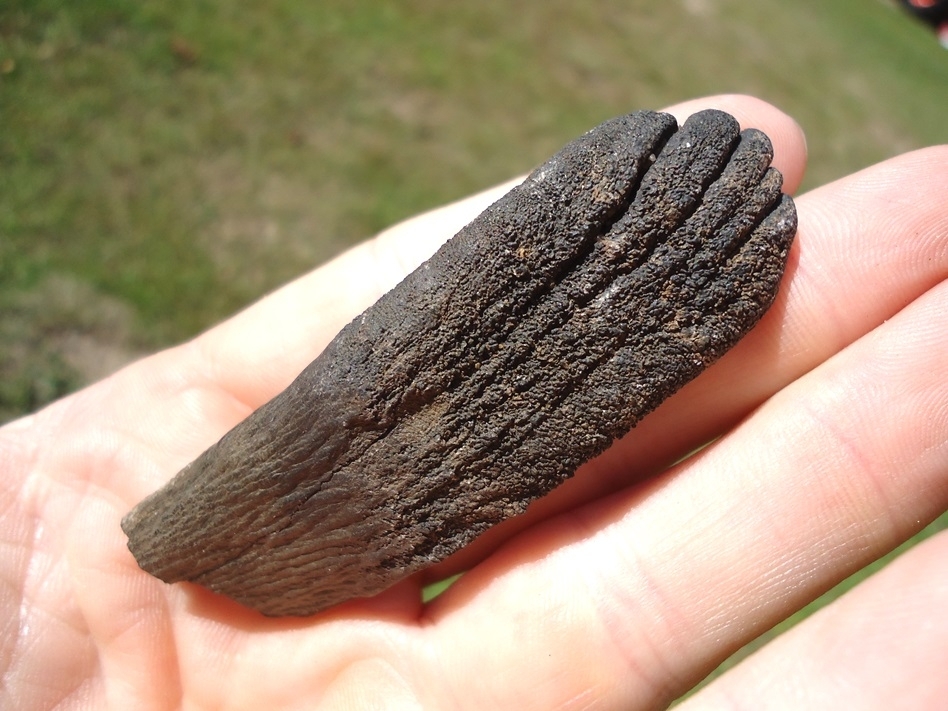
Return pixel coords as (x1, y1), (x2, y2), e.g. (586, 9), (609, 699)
(897, 0), (948, 46)
(898, 0), (948, 24)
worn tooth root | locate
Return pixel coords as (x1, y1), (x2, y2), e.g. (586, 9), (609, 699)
(121, 108), (797, 616)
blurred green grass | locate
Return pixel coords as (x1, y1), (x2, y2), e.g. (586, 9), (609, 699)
(2, 0), (947, 419)
(2, 0), (946, 698)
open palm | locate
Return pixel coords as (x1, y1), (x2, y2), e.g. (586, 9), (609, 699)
(3, 95), (947, 710)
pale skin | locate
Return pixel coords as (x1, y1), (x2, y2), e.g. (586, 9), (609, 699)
(2, 94), (947, 710)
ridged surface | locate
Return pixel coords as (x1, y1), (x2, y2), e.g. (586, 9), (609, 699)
(122, 109), (797, 616)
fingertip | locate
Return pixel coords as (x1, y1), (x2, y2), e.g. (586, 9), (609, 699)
(664, 94), (808, 194)
(191, 96), (810, 414)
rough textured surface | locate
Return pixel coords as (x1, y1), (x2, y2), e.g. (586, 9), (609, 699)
(122, 109), (797, 616)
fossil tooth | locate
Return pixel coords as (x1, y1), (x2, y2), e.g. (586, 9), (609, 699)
(122, 109), (797, 616)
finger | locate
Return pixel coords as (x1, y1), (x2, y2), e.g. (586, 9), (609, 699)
(197, 94), (806, 405)
(664, 93), (807, 192)
(88, 95), (807, 503)
(680, 531), (948, 710)
(430, 143), (948, 577)
(177, 95), (801, 414)
(582, 144), (948, 497)
(417, 271), (948, 709)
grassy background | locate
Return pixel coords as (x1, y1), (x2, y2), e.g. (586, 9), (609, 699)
(3, 0), (947, 419)
(2, 0), (946, 699)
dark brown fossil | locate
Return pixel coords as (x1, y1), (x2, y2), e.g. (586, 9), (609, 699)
(122, 109), (797, 616)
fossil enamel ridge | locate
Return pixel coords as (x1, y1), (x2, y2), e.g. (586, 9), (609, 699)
(122, 109), (797, 616)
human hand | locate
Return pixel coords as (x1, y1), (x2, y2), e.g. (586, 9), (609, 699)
(2, 95), (946, 710)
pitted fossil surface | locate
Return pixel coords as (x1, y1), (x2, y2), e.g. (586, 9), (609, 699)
(122, 109), (797, 616)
